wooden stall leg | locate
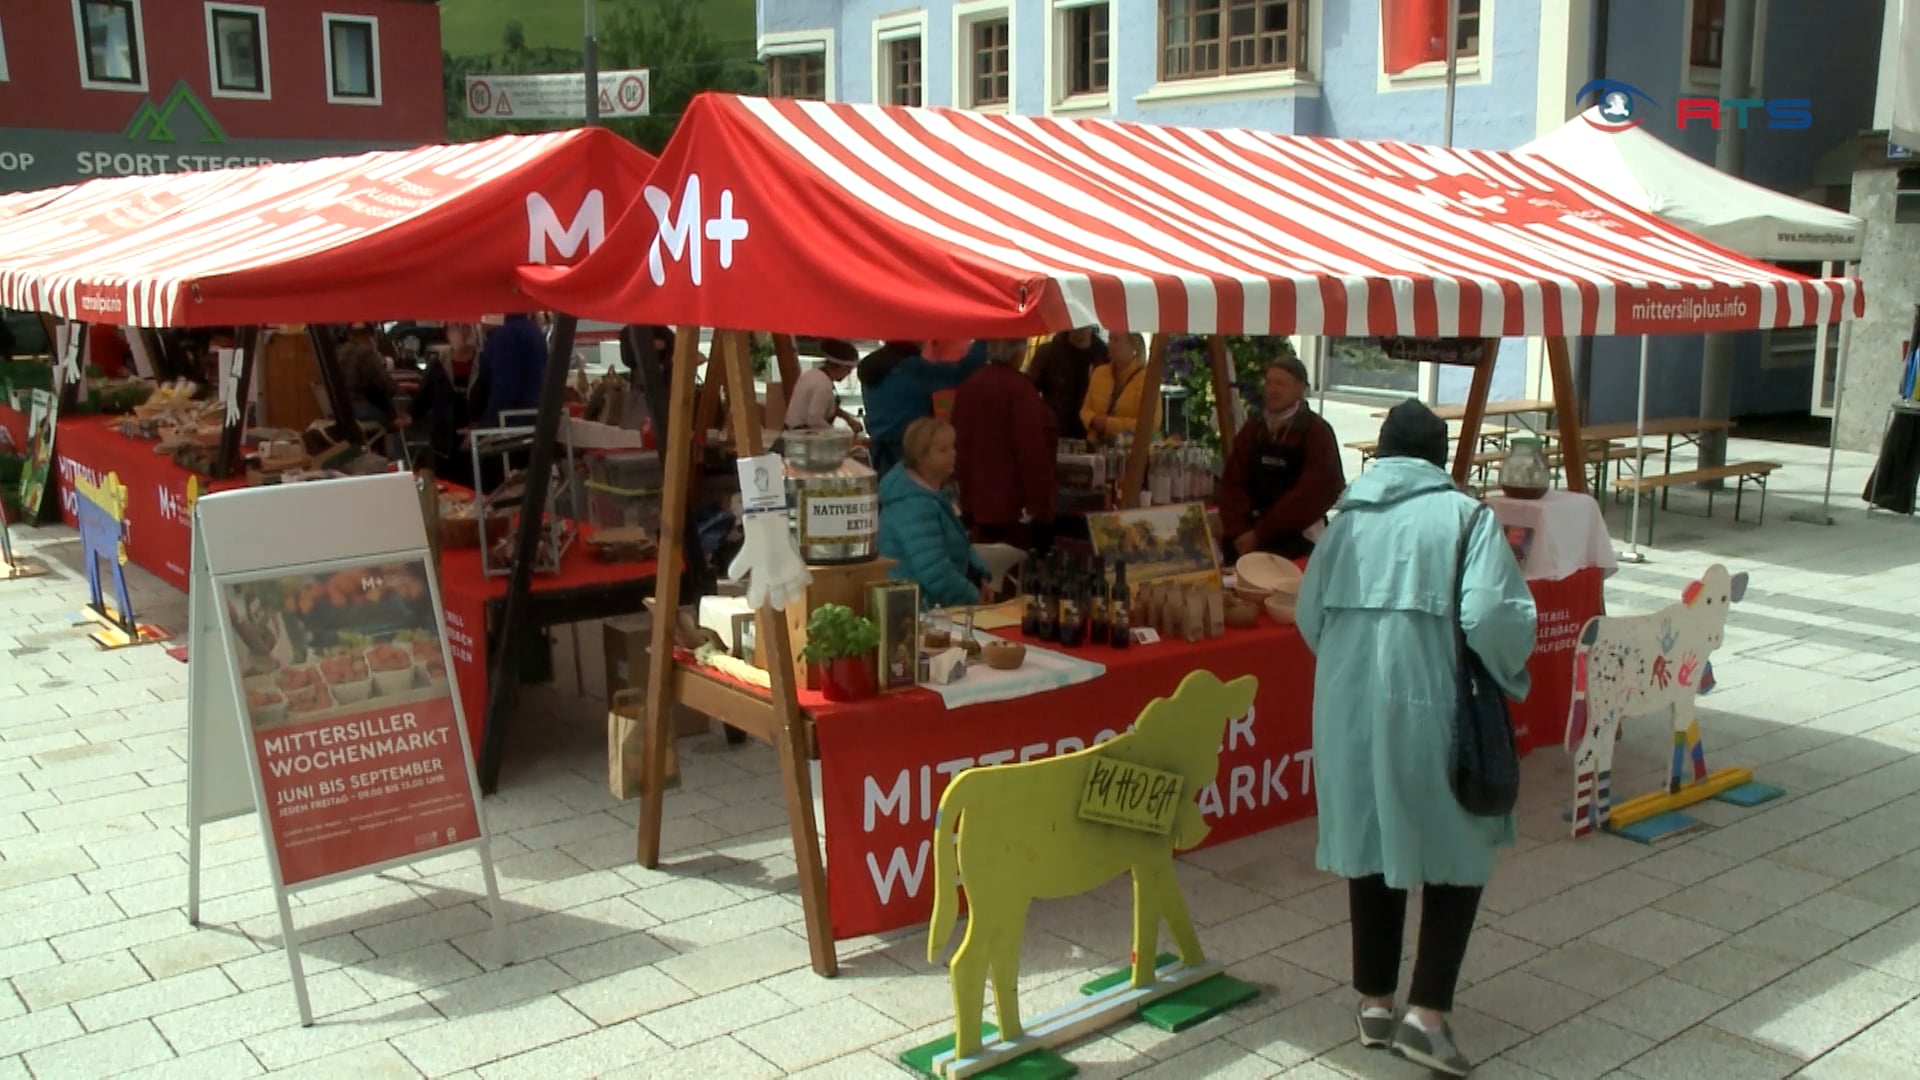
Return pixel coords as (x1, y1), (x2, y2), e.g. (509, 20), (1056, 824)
(1547, 337), (1590, 495)
(637, 328), (706, 868)
(715, 330), (838, 977)
(1120, 334), (1169, 508)
(771, 334), (803, 393)
(1452, 340), (1498, 487)
(1205, 335), (1238, 447)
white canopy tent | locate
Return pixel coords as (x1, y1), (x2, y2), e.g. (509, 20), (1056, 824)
(1519, 109), (1868, 553)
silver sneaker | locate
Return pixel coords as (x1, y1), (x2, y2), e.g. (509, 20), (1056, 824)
(1391, 1017), (1471, 1077)
(1356, 1005), (1396, 1048)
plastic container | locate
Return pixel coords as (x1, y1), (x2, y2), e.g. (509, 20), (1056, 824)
(585, 481), (663, 536)
(588, 450), (664, 492)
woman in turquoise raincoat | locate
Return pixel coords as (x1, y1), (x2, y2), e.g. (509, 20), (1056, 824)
(1296, 399), (1536, 1078)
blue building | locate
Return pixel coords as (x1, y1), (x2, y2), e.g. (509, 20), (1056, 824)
(758, 0), (1882, 427)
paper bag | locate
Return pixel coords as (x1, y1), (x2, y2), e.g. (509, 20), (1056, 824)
(608, 688), (681, 800)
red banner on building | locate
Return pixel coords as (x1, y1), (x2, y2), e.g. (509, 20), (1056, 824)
(221, 558), (479, 887)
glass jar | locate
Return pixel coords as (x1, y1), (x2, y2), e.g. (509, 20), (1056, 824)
(1499, 438), (1552, 499)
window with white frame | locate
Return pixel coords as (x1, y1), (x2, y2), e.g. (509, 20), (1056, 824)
(1382, 0), (1486, 83)
(323, 13), (378, 104)
(1684, 0), (1764, 92)
(878, 21), (924, 106)
(1060, 1), (1111, 100)
(768, 51), (827, 98)
(1159, 0), (1309, 82)
(0, 17), (10, 82)
(74, 0), (145, 90)
(959, 9), (1010, 108)
(1689, 0), (1725, 68)
(207, 4), (267, 97)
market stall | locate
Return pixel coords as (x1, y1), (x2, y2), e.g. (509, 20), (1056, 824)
(518, 93), (1863, 976)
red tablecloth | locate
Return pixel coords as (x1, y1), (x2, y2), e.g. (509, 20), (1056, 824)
(811, 568), (1596, 940)
(437, 543), (657, 756)
(0, 403), (24, 448)
(813, 621), (1318, 940)
(51, 417), (242, 591)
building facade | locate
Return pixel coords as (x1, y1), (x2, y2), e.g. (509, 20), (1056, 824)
(0, 0), (446, 194)
(757, 0), (1882, 427)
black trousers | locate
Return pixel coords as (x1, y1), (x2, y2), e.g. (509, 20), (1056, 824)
(1349, 874), (1482, 1012)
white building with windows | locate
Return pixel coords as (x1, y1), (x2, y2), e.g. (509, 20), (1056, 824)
(758, 0), (1884, 430)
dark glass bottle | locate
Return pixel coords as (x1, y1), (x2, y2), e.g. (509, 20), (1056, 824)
(1109, 561), (1132, 648)
(1089, 556), (1110, 644)
(1020, 557), (1041, 636)
(1037, 559), (1058, 642)
(1059, 574), (1084, 648)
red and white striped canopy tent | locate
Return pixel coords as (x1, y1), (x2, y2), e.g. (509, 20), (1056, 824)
(520, 93), (1863, 341)
(0, 128), (654, 327)
(0, 186), (71, 221)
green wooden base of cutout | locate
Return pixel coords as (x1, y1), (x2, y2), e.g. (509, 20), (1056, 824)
(1606, 811), (1703, 845)
(1714, 781), (1786, 807)
(900, 1024), (1077, 1080)
(1080, 954), (1178, 996)
(1138, 974), (1262, 1032)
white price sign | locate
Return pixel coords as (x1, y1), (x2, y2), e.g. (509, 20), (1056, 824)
(464, 70), (650, 120)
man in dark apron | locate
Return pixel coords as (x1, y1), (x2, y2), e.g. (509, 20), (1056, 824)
(1219, 354), (1346, 562)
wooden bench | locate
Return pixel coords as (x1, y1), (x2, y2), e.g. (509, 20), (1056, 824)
(1549, 444), (1664, 496)
(1612, 462), (1781, 545)
(1348, 440), (1502, 476)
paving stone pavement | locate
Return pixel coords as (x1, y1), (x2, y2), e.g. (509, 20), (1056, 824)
(4, 402), (1920, 1077)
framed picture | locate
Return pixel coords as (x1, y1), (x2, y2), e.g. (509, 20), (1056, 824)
(730, 613), (759, 667)
(1086, 502), (1223, 588)
(867, 580), (921, 693)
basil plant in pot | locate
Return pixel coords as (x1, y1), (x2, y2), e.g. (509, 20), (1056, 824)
(800, 604), (882, 702)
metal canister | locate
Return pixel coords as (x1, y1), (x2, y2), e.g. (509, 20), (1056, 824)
(781, 432), (878, 564)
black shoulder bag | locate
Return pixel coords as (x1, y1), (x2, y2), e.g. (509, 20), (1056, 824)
(1450, 502), (1521, 817)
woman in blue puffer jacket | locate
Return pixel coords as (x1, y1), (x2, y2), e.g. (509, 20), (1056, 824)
(876, 418), (990, 609)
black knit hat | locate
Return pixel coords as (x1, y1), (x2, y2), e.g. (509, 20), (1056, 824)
(1269, 353), (1310, 388)
(1376, 398), (1449, 468)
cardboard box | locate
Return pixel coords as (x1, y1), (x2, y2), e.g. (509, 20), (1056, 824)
(603, 614), (711, 738)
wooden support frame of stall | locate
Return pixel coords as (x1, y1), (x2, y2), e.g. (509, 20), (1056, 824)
(1116, 334), (1240, 509)
(631, 328), (1587, 980)
(638, 326), (837, 977)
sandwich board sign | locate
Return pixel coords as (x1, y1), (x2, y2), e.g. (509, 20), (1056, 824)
(185, 473), (505, 1025)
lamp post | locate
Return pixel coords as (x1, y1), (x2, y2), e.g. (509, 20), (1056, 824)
(583, 0), (600, 125)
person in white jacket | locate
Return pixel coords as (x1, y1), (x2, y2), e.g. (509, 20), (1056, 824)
(784, 339), (863, 432)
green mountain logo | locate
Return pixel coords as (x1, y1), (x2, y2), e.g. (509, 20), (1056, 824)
(123, 82), (228, 144)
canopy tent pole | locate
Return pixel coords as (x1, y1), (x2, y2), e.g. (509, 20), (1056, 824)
(1442, 0), (1460, 148)
(1119, 333), (1170, 507)
(305, 326), (366, 451)
(621, 325), (713, 596)
(1622, 334), (1651, 562)
(1205, 335), (1238, 447)
(478, 313), (580, 794)
(1546, 337), (1591, 493)
(1451, 340), (1499, 487)
(1792, 260), (1851, 527)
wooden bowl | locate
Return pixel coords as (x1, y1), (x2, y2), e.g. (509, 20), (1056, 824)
(982, 641), (1027, 670)
(1237, 553), (1304, 598)
(1224, 599), (1261, 629)
(1263, 593), (1297, 626)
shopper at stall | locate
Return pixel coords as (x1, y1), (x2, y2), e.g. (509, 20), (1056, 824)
(472, 313), (548, 428)
(952, 339), (1057, 553)
(784, 339), (864, 432)
(1217, 355), (1344, 560)
(1295, 399), (1535, 1078)
(339, 323), (404, 432)
(858, 340), (987, 477)
(877, 417), (993, 608)
(1026, 327), (1107, 441)
(1079, 331), (1155, 445)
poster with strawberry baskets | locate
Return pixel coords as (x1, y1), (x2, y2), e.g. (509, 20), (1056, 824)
(220, 557), (480, 887)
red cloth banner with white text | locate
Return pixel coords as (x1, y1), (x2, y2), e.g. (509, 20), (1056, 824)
(220, 559), (479, 887)
(813, 625), (1319, 940)
(1381, 0), (1452, 74)
(1510, 567), (1606, 756)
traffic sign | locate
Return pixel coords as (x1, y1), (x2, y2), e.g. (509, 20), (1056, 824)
(463, 70), (650, 120)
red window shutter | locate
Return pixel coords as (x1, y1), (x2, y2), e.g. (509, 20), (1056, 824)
(1382, 0), (1451, 75)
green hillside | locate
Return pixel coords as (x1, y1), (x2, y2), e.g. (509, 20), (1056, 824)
(440, 0), (756, 62)
(438, 0), (763, 152)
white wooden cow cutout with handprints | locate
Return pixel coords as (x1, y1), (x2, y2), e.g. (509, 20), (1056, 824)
(1564, 564), (1749, 837)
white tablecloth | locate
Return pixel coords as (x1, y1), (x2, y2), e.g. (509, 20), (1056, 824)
(1486, 491), (1617, 582)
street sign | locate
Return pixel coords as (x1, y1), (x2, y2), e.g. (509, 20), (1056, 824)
(464, 70), (650, 121)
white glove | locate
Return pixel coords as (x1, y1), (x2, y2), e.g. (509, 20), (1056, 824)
(728, 508), (812, 611)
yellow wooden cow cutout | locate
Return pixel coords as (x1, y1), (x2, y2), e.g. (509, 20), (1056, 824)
(927, 669), (1258, 1062)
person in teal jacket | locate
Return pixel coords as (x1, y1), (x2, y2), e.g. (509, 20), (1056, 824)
(876, 417), (991, 609)
(857, 341), (989, 478)
(1296, 399), (1536, 1079)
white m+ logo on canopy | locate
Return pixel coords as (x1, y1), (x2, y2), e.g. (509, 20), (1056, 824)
(644, 174), (748, 287)
(526, 191), (606, 264)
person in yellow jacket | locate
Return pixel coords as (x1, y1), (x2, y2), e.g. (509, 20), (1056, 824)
(1080, 331), (1158, 444)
